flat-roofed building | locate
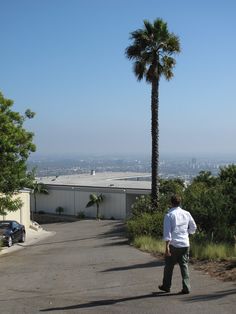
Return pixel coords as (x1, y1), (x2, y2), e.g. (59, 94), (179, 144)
(33, 172), (151, 219)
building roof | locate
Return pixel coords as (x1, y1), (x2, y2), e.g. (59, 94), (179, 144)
(38, 172), (151, 190)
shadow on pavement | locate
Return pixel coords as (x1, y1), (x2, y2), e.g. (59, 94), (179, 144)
(92, 239), (129, 248)
(182, 287), (236, 302)
(98, 222), (126, 239)
(101, 260), (164, 272)
(40, 287), (236, 312)
(40, 292), (177, 312)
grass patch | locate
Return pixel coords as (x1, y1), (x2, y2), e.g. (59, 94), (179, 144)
(190, 242), (236, 260)
(132, 235), (236, 261)
(133, 235), (165, 254)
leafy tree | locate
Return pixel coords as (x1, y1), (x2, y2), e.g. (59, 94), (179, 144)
(86, 193), (104, 219)
(0, 195), (23, 216)
(192, 171), (218, 187)
(126, 211), (164, 240)
(130, 195), (153, 217)
(218, 165), (236, 237)
(159, 178), (185, 211)
(126, 19), (180, 210)
(0, 91), (36, 215)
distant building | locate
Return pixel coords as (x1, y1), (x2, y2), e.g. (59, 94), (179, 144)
(191, 158), (197, 169)
(32, 172), (151, 219)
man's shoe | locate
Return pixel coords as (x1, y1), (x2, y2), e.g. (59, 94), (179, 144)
(179, 290), (190, 294)
(158, 285), (170, 293)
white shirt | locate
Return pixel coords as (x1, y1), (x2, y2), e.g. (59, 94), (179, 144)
(163, 206), (197, 248)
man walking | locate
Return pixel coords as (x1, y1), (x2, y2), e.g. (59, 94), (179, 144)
(159, 195), (197, 294)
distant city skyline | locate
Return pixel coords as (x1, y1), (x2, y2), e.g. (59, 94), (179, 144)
(1, 0), (236, 157)
(29, 151), (236, 161)
(28, 153), (235, 181)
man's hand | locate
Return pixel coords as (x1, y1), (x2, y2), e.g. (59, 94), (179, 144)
(165, 241), (171, 257)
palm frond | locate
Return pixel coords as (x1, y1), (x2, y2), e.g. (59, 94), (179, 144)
(98, 194), (104, 202)
(86, 193), (104, 208)
(89, 193), (98, 202)
(86, 200), (95, 208)
(153, 18), (166, 30)
(143, 20), (154, 35)
(160, 56), (176, 80)
(133, 61), (146, 81)
(164, 34), (181, 54)
(33, 182), (49, 195)
(153, 18), (168, 41)
(125, 44), (142, 59)
(130, 30), (150, 48)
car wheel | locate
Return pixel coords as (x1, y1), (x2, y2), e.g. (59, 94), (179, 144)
(19, 231), (26, 243)
(8, 236), (13, 247)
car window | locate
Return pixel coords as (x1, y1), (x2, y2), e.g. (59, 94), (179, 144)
(0, 222), (10, 229)
(12, 222), (19, 229)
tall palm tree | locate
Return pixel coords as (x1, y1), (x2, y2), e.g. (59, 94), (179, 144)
(125, 18), (180, 210)
(86, 193), (104, 220)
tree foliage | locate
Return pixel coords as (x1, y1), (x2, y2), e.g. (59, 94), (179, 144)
(0, 91), (36, 215)
(127, 179), (184, 239)
(128, 166), (236, 244)
(159, 178), (185, 211)
(0, 195), (23, 216)
(183, 166), (236, 243)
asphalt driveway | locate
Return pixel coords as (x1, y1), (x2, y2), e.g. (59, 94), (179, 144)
(0, 220), (235, 314)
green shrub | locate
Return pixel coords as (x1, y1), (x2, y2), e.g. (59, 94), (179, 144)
(126, 211), (164, 239)
(55, 206), (64, 215)
(191, 230), (209, 243)
(131, 195), (153, 217)
(77, 211), (85, 219)
(183, 166), (236, 244)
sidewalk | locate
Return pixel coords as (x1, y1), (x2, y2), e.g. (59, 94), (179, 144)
(0, 225), (55, 256)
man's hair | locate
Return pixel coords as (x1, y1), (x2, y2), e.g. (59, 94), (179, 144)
(171, 195), (181, 207)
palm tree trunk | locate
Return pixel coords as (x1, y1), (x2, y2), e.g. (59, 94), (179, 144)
(151, 76), (160, 210)
(34, 193), (37, 213)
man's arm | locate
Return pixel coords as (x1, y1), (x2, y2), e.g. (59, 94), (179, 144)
(163, 214), (172, 256)
(188, 214), (197, 234)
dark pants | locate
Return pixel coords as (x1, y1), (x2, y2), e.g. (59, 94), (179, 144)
(162, 245), (190, 292)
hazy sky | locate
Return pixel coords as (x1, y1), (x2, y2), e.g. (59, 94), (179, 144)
(1, 0), (236, 157)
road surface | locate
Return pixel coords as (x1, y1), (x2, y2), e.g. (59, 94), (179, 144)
(0, 220), (235, 313)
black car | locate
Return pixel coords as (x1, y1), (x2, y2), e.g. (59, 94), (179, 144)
(0, 220), (26, 247)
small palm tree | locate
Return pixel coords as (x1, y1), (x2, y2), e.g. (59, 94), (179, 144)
(31, 182), (49, 215)
(126, 18), (180, 210)
(86, 193), (104, 220)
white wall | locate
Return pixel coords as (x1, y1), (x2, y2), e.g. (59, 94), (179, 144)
(1, 190), (31, 230)
(32, 185), (132, 219)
